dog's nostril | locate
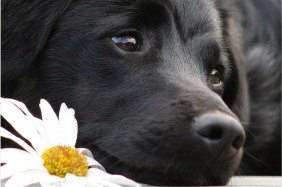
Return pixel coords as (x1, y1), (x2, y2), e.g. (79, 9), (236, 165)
(197, 125), (223, 140)
(232, 134), (245, 149)
(206, 127), (223, 140)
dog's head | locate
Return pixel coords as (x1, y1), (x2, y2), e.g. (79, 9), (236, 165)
(2, 0), (249, 185)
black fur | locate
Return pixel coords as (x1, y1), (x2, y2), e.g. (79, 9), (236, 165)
(1, 0), (281, 185)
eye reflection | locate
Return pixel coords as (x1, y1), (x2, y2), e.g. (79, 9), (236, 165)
(111, 36), (139, 52)
(210, 68), (221, 85)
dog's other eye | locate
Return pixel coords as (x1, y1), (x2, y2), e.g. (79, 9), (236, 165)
(111, 36), (140, 52)
(210, 68), (222, 85)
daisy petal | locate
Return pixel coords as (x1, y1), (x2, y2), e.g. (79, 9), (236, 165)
(1, 149), (46, 180)
(87, 168), (142, 187)
(32, 118), (52, 149)
(58, 103), (68, 146)
(64, 174), (121, 187)
(77, 148), (94, 158)
(77, 148), (105, 171)
(93, 180), (123, 187)
(86, 155), (106, 171)
(63, 174), (87, 187)
(1, 161), (46, 180)
(0, 127), (42, 162)
(0, 98), (46, 154)
(39, 174), (63, 186)
(61, 181), (86, 187)
(71, 118), (78, 146)
(5, 98), (52, 149)
(1, 148), (45, 179)
(4, 98), (35, 118)
(0, 148), (42, 164)
(39, 99), (60, 147)
(4, 169), (60, 187)
(59, 103), (77, 147)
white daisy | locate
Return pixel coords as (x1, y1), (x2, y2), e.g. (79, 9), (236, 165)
(0, 98), (141, 187)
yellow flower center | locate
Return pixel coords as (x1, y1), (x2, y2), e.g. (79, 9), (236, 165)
(41, 145), (88, 178)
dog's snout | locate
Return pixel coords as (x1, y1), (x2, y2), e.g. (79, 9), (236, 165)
(194, 111), (245, 158)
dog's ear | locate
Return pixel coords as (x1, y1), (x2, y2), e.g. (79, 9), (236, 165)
(1, 0), (72, 83)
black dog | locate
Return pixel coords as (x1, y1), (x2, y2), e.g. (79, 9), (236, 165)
(2, 0), (281, 185)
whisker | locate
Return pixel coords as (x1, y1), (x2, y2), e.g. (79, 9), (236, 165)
(243, 149), (273, 170)
(242, 125), (258, 140)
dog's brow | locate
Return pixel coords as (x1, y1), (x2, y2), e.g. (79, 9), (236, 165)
(171, 1), (221, 43)
(96, 0), (170, 31)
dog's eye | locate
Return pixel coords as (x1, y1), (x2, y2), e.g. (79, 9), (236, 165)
(210, 68), (222, 85)
(111, 36), (140, 52)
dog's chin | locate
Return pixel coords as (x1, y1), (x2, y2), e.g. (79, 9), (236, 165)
(87, 144), (240, 186)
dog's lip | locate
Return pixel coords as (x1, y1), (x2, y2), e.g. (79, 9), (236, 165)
(87, 142), (238, 185)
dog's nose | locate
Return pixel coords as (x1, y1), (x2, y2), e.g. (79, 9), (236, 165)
(194, 111), (245, 158)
